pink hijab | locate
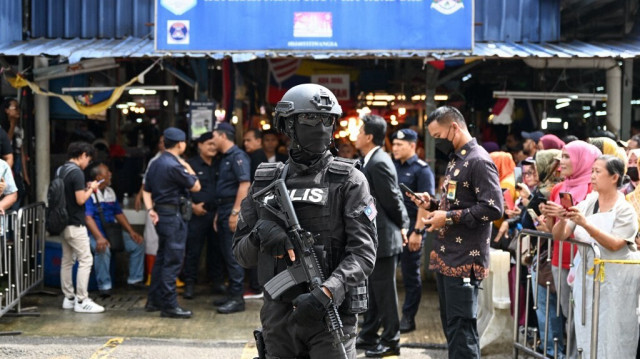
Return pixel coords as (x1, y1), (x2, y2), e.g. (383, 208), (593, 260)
(540, 134), (565, 150)
(555, 140), (602, 205)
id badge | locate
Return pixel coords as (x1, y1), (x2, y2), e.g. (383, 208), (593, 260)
(446, 180), (457, 200)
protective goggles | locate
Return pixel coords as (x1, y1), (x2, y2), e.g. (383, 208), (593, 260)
(296, 113), (336, 127)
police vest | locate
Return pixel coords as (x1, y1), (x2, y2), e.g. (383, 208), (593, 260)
(252, 157), (358, 303)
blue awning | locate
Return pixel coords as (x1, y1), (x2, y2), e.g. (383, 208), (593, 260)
(1, 36), (640, 63)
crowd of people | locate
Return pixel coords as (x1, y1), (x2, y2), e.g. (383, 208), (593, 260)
(46, 83), (640, 358)
(482, 129), (640, 358)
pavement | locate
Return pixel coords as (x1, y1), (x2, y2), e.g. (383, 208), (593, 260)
(0, 280), (513, 358)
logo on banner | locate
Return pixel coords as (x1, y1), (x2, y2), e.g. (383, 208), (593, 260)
(161, 0), (197, 15)
(293, 12), (333, 38)
(167, 21), (190, 44)
(431, 0), (464, 15)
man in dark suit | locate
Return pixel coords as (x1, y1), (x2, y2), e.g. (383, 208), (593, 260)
(354, 115), (409, 357)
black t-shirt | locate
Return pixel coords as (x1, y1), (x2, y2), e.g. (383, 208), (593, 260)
(61, 162), (87, 226)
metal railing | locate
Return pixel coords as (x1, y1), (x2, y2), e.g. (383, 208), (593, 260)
(0, 202), (47, 333)
(512, 229), (602, 359)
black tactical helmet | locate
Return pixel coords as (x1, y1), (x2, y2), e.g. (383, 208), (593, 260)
(274, 84), (343, 134)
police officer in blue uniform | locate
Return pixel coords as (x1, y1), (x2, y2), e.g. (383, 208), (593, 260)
(390, 128), (435, 333)
(182, 132), (222, 299)
(211, 122), (251, 314)
(143, 127), (201, 319)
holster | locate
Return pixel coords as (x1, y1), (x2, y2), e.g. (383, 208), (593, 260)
(253, 329), (267, 359)
(179, 196), (193, 221)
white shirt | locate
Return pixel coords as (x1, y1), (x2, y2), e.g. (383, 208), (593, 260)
(363, 146), (380, 167)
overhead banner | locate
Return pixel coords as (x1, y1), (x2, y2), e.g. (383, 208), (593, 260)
(155, 0), (473, 53)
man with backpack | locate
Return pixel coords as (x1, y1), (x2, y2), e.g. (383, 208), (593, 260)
(55, 142), (104, 313)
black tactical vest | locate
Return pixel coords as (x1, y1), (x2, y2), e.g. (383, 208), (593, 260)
(252, 157), (358, 302)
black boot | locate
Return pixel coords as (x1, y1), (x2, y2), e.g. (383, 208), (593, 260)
(183, 282), (195, 299)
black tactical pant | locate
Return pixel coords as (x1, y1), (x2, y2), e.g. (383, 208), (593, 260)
(261, 298), (356, 359)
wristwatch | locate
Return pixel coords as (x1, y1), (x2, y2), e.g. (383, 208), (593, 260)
(231, 209), (240, 216)
(414, 227), (426, 235)
(445, 212), (454, 226)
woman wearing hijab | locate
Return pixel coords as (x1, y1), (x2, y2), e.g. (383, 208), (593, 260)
(538, 141), (602, 358)
(553, 155), (640, 359)
(490, 151), (518, 204)
(624, 149), (640, 195)
(539, 134), (565, 151)
(521, 150), (566, 357)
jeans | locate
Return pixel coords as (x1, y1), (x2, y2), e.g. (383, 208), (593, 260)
(89, 231), (145, 290)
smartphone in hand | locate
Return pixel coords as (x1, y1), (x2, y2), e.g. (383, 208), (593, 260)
(399, 183), (424, 204)
(559, 192), (574, 209)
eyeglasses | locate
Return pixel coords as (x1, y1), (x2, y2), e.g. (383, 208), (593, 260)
(523, 171), (535, 177)
(297, 113), (335, 127)
(7, 106), (17, 110)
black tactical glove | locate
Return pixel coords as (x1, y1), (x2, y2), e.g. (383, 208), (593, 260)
(292, 287), (332, 326)
(254, 219), (293, 257)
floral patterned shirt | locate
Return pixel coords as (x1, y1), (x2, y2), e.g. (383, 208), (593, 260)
(428, 138), (504, 280)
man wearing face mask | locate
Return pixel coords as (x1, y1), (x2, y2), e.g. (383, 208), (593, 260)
(232, 84), (377, 358)
(411, 106), (504, 359)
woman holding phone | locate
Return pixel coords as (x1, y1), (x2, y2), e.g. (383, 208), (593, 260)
(552, 155), (640, 358)
(539, 140), (601, 357)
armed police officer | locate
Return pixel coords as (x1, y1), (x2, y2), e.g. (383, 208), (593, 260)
(143, 127), (201, 319)
(232, 84), (377, 358)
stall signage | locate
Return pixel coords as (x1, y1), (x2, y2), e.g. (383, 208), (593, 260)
(155, 0), (473, 53)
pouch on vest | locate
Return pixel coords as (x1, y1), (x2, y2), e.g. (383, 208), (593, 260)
(340, 280), (369, 314)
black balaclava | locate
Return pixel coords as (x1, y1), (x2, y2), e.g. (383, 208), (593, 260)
(286, 115), (334, 165)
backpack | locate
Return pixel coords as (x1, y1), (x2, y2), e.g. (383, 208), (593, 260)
(46, 164), (74, 235)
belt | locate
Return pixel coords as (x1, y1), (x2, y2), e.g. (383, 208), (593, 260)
(215, 197), (235, 205)
(154, 204), (179, 213)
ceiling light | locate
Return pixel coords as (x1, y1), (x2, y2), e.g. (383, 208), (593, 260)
(434, 94), (448, 101)
(555, 102), (570, 109)
(128, 89), (157, 95)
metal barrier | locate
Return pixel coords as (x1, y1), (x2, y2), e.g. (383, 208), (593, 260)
(512, 229), (602, 359)
(0, 211), (19, 318)
(0, 202), (47, 334)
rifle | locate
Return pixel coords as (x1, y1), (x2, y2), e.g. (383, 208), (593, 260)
(252, 179), (351, 358)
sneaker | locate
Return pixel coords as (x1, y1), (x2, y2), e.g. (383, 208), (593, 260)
(243, 290), (264, 300)
(62, 297), (76, 310)
(74, 298), (105, 313)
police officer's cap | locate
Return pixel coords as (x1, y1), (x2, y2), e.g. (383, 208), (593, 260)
(163, 127), (186, 142)
(214, 122), (236, 136)
(391, 129), (418, 142)
(196, 132), (213, 143)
